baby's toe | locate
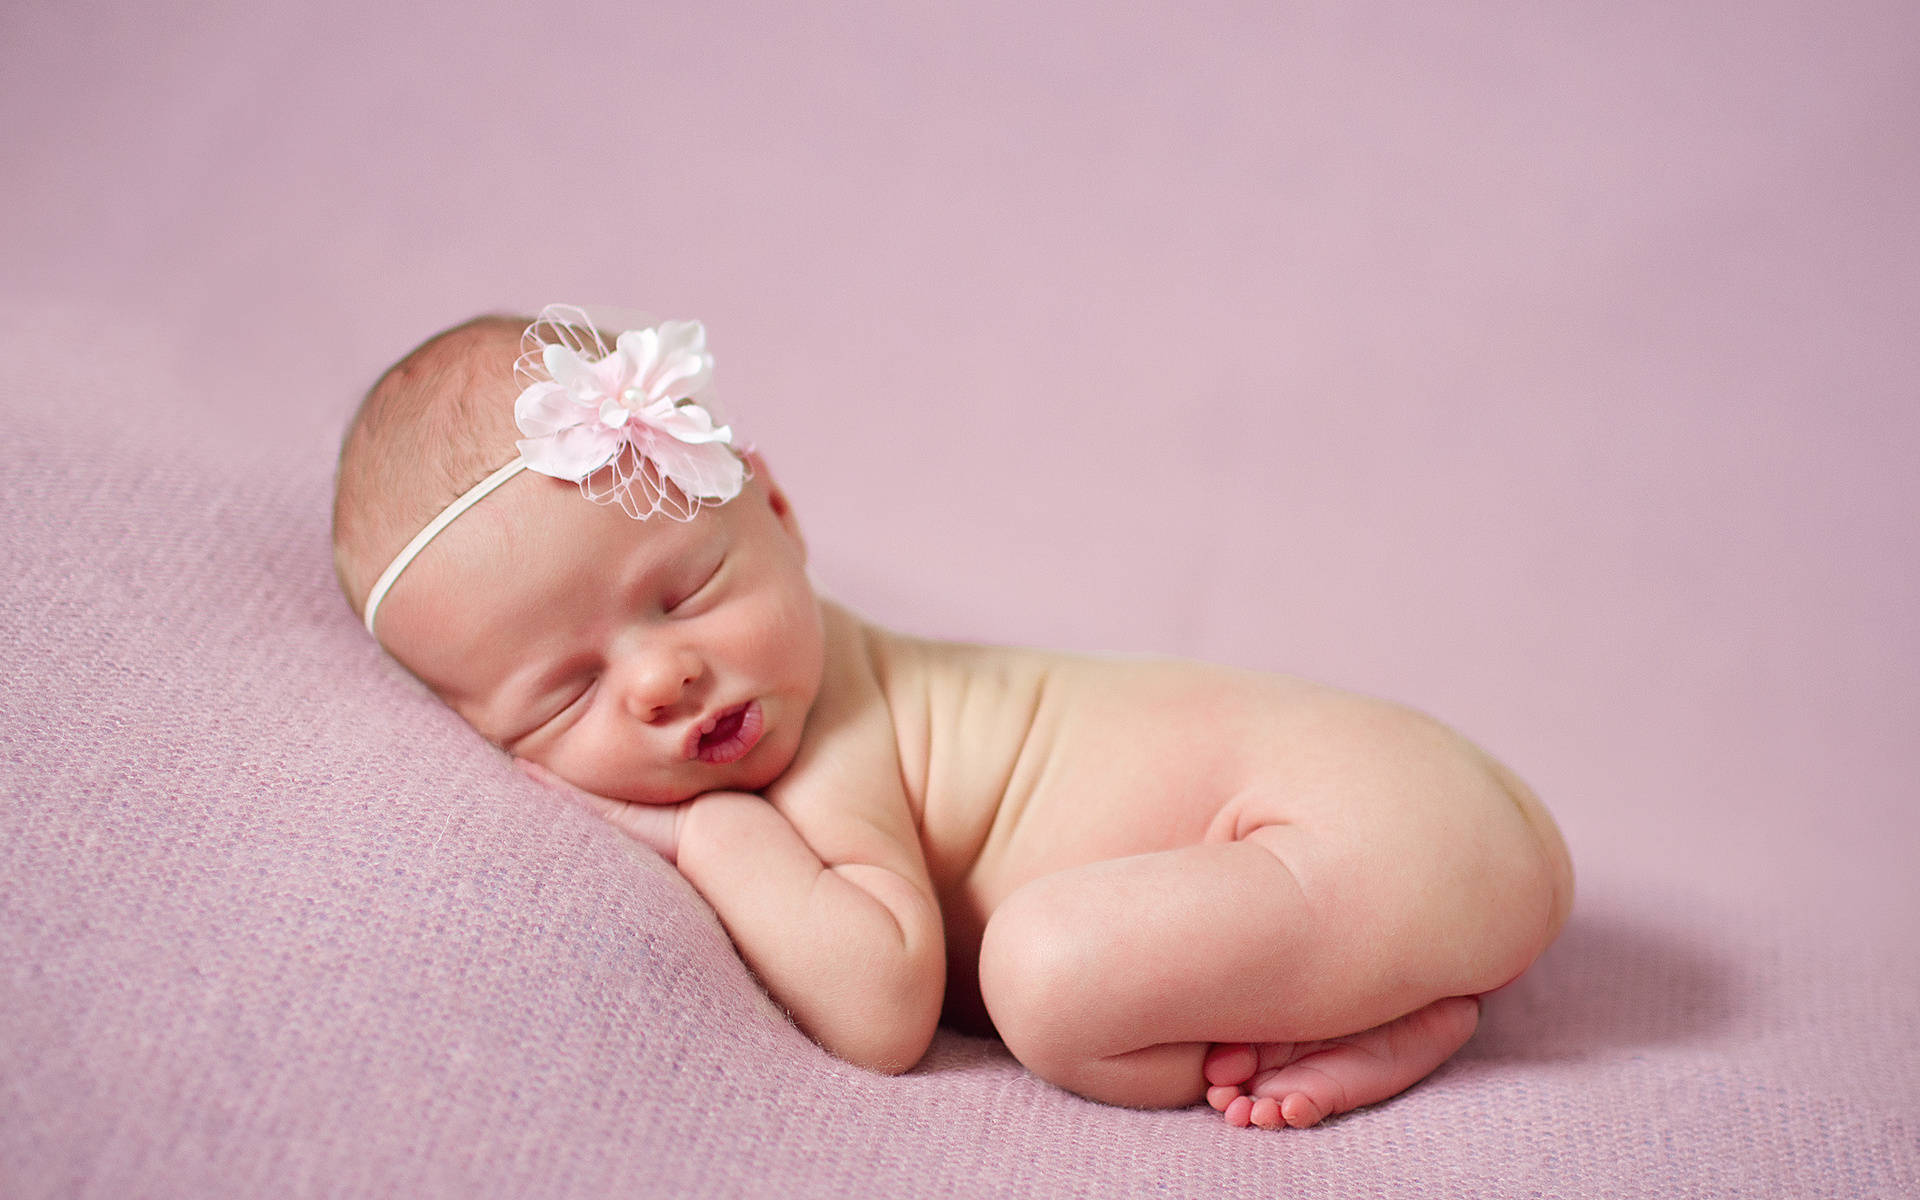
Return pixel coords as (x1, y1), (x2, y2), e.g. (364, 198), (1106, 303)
(1222, 1094), (1255, 1127)
(1281, 1093), (1327, 1129)
(1206, 1084), (1242, 1112)
(1249, 1097), (1284, 1129)
(1203, 1042), (1259, 1087)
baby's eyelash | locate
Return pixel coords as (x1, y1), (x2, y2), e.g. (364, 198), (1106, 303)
(668, 558), (724, 611)
(505, 673), (597, 752)
(541, 675), (598, 733)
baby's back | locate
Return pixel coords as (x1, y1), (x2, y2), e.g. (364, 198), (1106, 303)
(865, 622), (1573, 1026)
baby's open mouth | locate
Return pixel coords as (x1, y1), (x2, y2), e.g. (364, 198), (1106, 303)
(689, 700), (763, 765)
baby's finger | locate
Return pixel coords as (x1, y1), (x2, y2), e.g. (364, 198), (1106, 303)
(593, 799), (673, 850)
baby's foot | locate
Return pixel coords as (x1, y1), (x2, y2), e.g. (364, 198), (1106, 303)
(1204, 996), (1480, 1129)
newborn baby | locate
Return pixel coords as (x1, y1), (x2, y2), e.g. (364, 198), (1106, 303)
(333, 306), (1573, 1130)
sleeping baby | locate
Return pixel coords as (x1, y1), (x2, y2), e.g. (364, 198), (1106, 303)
(332, 306), (1573, 1129)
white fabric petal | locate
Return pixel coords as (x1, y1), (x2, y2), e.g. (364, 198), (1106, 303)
(513, 381), (577, 438)
(543, 344), (595, 393)
(518, 423), (622, 481)
(641, 321), (712, 399)
(646, 352), (712, 402)
(614, 328), (661, 380)
(653, 320), (706, 360)
(645, 436), (745, 501)
(651, 402), (731, 444)
(598, 397), (633, 429)
(589, 343), (633, 399)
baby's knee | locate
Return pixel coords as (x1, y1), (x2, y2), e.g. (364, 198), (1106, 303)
(976, 879), (1118, 1080)
(977, 893), (1205, 1108)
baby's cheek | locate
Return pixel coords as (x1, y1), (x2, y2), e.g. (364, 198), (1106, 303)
(741, 592), (819, 670)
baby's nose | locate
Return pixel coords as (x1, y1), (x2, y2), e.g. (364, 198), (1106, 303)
(619, 647), (704, 723)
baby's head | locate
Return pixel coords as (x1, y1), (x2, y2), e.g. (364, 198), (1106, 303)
(334, 308), (825, 806)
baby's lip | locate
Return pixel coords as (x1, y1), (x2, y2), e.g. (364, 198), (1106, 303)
(684, 700), (763, 765)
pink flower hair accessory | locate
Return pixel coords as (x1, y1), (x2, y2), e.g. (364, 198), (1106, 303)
(513, 304), (746, 520)
(360, 305), (749, 637)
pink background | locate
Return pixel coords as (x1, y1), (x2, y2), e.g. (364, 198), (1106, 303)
(4, 2), (1917, 1195)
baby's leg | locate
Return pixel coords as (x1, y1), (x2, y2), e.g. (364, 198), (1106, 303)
(976, 823), (1541, 1120)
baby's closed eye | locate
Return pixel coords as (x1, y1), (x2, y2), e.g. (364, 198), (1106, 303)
(505, 673), (599, 752)
(667, 555), (725, 613)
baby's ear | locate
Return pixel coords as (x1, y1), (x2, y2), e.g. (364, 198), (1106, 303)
(745, 452), (806, 554)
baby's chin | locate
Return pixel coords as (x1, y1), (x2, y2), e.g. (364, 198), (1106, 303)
(596, 734), (801, 807)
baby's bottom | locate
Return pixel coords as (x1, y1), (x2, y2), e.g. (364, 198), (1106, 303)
(975, 823), (1538, 1127)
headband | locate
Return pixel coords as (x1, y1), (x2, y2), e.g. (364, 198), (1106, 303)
(361, 305), (746, 637)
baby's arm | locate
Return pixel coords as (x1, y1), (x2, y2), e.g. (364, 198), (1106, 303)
(677, 766), (943, 1074)
(552, 618), (945, 1075)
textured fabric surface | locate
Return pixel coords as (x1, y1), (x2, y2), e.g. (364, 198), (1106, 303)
(4, 2), (1918, 1197)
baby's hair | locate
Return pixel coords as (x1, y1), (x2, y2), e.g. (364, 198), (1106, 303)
(332, 313), (533, 618)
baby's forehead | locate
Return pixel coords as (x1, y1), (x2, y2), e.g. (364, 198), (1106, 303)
(478, 474), (717, 575)
(394, 487), (677, 666)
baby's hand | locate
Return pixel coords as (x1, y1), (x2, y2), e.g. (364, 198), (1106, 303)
(514, 758), (686, 863)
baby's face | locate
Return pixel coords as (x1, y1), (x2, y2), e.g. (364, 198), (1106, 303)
(376, 464), (825, 806)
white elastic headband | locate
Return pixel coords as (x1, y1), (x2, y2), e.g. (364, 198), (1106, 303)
(362, 457), (527, 635)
